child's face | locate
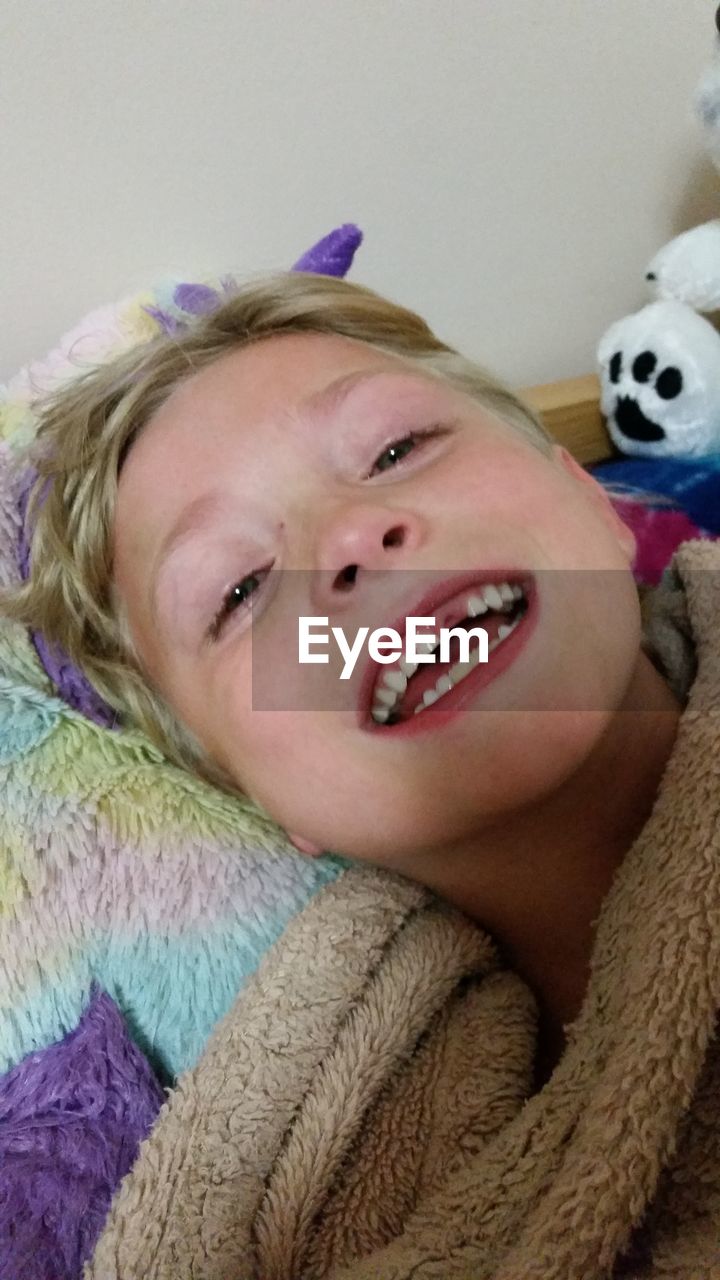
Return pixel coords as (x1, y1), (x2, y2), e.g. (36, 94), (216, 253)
(113, 332), (639, 865)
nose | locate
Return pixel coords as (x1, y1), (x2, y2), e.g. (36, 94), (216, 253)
(310, 500), (424, 610)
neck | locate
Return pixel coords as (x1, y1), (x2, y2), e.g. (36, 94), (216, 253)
(407, 652), (681, 1066)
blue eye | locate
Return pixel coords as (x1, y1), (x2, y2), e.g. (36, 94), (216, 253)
(368, 423), (450, 478)
(208, 570), (265, 642)
(371, 435), (417, 476)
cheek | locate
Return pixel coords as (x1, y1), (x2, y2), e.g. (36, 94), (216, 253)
(218, 709), (621, 863)
(211, 707), (335, 826)
(490, 462), (629, 571)
(448, 439), (617, 551)
(435, 443), (568, 535)
(490, 711), (620, 815)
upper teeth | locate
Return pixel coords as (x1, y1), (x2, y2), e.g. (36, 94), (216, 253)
(370, 580), (525, 724)
(480, 584), (504, 611)
(383, 669), (407, 694)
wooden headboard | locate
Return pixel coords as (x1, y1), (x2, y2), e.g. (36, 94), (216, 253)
(521, 373), (615, 466)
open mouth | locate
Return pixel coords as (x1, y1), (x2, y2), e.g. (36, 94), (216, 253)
(364, 575), (532, 729)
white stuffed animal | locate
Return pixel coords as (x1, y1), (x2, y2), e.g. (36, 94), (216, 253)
(598, 8), (720, 459)
(646, 47), (720, 310)
(598, 301), (720, 458)
(646, 221), (720, 312)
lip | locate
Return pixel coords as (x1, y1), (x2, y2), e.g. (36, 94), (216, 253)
(356, 569), (537, 733)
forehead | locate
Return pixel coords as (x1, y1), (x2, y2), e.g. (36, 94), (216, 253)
(149, 330), (431, 441)
(118, 332), (453, 498)
(112, 331), (453, 564)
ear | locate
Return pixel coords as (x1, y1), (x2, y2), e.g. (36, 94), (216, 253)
(553, 444), (636, 564)
(287, 831), (324, 857)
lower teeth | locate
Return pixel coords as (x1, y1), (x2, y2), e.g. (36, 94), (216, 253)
(411, 646), (486, 716)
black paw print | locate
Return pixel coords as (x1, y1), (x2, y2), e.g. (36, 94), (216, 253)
(609, 349), (683, 399)
(608, 349), (683, 443)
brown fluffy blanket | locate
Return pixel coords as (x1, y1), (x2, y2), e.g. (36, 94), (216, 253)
(87, 541), (720, 1279)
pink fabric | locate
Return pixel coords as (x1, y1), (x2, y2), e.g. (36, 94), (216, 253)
(611, 498), (713, 586)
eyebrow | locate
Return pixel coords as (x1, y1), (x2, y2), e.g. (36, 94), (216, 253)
(297, 368), (397, 422)
(149, 368), (430, 618)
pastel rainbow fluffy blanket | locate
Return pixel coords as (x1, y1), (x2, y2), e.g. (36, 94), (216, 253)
(7, 247), (720, 1279)
(0, 250), (359, 1278)
(0, 435), (350, 1276)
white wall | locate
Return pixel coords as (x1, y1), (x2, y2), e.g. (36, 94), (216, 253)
(0, 0), (715, 387)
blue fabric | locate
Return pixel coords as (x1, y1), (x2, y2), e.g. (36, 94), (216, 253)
(591, 455), (720, 532)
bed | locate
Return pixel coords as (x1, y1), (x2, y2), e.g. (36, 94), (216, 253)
(0, 254), (713, 1278)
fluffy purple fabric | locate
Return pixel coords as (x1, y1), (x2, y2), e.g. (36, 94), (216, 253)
(15, 474), (117, 728)
(0, 988), (165, 1280)
(292, 222), (363, 275)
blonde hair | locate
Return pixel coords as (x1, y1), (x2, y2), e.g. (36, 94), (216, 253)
(0, 270), (553, 791)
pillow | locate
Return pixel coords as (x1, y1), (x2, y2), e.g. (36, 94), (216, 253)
(0, 226), (359, 1276)
(592, 455), (719, 586)
(0, 225), (361, 1077)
